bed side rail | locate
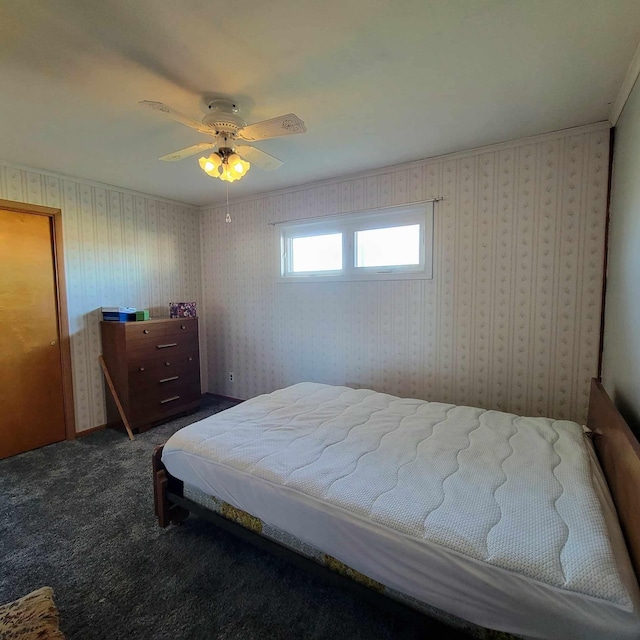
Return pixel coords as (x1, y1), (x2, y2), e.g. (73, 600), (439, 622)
(152, 444), (189, 528)
(587, 378), (640, 581)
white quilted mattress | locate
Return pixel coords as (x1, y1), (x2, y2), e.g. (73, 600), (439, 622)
(162, 383), (640, 639)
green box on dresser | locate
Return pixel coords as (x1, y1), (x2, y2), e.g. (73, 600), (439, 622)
(100, 317), (201, 433)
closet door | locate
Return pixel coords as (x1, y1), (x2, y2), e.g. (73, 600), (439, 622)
(0, 208), (66, 458)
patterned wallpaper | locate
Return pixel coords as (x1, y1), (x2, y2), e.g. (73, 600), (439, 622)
(200, 123), (610, 423)
(0, 164), (202, 432)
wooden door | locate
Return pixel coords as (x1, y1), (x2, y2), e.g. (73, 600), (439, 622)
(0, 208), (66, 458)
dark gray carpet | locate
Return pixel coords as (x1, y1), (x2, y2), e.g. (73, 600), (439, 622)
(0, 396), (476, 640)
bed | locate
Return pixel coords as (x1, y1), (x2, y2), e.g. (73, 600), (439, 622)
(153, 379), (640, 639)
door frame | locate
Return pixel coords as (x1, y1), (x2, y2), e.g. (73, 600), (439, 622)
(0, 198), (76, 441)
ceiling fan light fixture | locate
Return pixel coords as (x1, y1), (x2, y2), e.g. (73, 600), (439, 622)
(199, 150), (251, 182)
(199, 153), (222, 176)
(227, 153), (249, 176)
(224, 167), (239, 182)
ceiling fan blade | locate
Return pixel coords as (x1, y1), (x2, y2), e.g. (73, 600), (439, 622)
(139, 100), (213, 136)
(238, 114), (306, 141)
(159, 143), (216, 162)
(236, 145), (283, 171)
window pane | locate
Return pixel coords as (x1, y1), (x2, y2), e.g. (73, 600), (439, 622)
(356, 225), (420, 268)
(291, 233), (342, 272)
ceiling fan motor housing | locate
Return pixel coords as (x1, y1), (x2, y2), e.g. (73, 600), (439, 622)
(203, 98), (246, 134)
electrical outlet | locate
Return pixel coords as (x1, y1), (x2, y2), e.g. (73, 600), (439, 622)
(228, 371), (234, 383)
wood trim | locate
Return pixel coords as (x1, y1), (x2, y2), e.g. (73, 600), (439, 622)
(0, 198), (76, 441)
(587, 378), (640, 581)
(51, 206), (75, 441)
(205, 392), (244, 403)
(0, 199), (60, 217)
(598, 127), (615, 378)
(75, 423), (107, 438)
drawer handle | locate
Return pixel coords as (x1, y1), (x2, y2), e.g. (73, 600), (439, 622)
(160, 395), (180, 404)
(157, 342), (178, 349)
(143, 329), (149, 334)
(159, 376), (179, 383)
(165, 361), (171, 366)
(188, 356), (193, 362)
(180, 324), (186, 330)
(139, 366), (145, 371)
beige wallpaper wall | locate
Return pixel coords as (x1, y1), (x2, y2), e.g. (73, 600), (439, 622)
(0, 164), (202, 433)
(201, 123), (610, 424)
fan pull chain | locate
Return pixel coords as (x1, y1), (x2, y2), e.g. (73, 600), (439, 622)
(225, 183), (231, 223)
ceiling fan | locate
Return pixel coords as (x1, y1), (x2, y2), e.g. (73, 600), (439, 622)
(140, 98), (306, 182)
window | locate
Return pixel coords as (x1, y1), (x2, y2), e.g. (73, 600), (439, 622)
(356, 225), (420, 268)
(290, 233), (342, 273)
(278, 203), (433, 282)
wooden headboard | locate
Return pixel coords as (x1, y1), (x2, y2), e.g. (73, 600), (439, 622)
(587, 378), (640, 581)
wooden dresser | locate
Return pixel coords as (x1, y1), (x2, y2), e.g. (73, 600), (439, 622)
(100, 317), (201, 433)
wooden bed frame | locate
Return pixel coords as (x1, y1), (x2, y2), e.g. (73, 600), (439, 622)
(152, 378), (640, 619)
(586, 378), (640, 580)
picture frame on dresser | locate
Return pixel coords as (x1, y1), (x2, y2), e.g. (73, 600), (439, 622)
(100, 317), (201, 439)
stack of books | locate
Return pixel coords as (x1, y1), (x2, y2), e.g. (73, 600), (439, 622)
(101, 307), (136, 322)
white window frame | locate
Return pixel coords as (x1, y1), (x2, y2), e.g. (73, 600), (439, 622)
(277, 203), (433, 282)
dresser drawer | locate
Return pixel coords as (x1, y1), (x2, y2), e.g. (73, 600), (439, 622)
(129, 378), (200, 421)
(127, 335), (199, 370)
(125, 319), (197, 346)
(128, 357), (200, 393)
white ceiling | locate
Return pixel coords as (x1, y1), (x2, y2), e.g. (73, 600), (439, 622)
(1, 0), (639, 206)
